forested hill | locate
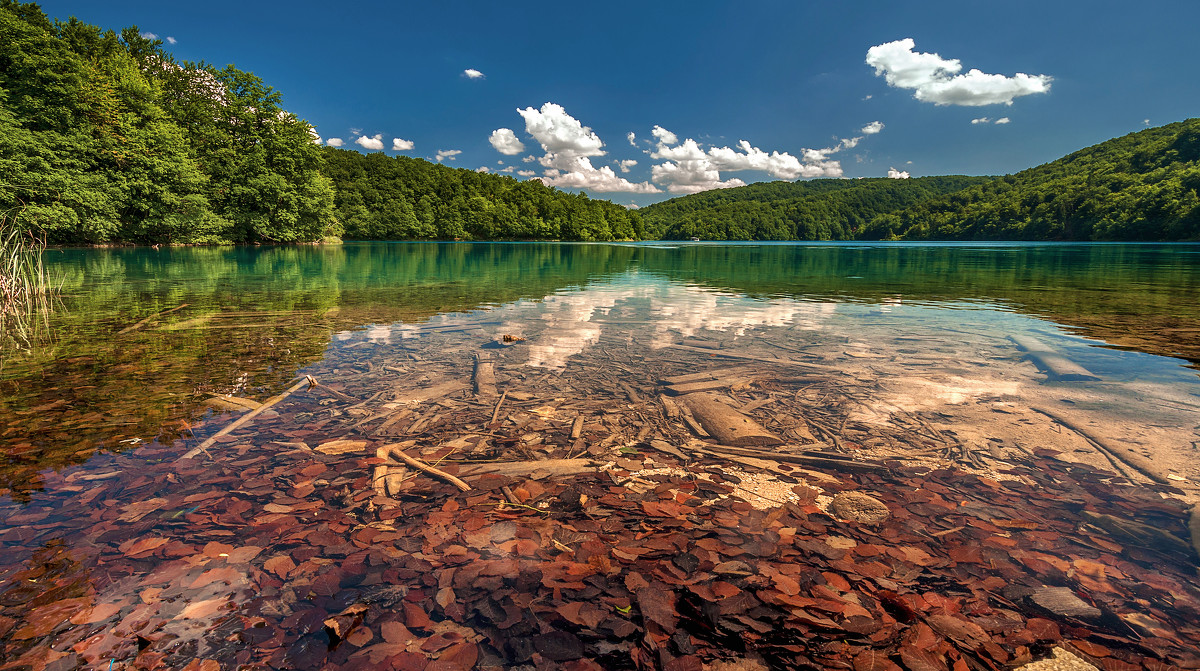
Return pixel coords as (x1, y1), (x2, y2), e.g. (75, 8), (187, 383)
(0, 1), (336, 244)
(321, 149), (642, 241)
(0, 2), (642, 245)
(640, 176), (992, 240)
(858, 119), (1200, 241)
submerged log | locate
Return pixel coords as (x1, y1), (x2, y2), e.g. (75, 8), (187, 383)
(1032, 406), (1169, 484)
(1010, 335), (1100, 382)
(473, 352), (497, 397)
(682, 393), (783, 446)
(659, 366), (755, 386)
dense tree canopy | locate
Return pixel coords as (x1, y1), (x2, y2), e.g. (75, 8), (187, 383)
(321, 149), (643, 242)
(0, 1), (335, 244)
(640, 176), (990, 241)
(858, 119), (1200, 241)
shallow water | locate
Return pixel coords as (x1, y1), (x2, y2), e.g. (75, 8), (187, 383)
(3, 241), (1200, 666)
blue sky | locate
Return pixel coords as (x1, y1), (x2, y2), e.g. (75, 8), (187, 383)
(39, 0), (1200, 207)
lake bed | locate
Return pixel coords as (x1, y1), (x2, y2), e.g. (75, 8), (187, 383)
(2, 242), (1199, 669)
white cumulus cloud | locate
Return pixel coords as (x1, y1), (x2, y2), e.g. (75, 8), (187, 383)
(309, 127), (322, 145)
(392, 137), (414, 151)
(994, 117), (1011, 124)
(518, 102), (605, 167)
(489, 128), (525, 155)
(861, 121), (884, 134)
(617, 159), (637, 173)
(540, 164), (661, 194)
(140, 31), (157, 39)
(517, 170), (537, 177)
(866, 38), (1051, 106)
(355, 134), (384, 151)
(436, 149), (462, 162)
(326, 138), (344, 147)
(888, 167), (910, 179)
(651, 125), (678, 146)
(647, 128), (850, 194)
(627, 132), (637, 147)
(476, 166), (490, 173)
(463, 68), (484, 79)
(971, 117), (990, 124)
(513, 102), (659, 193)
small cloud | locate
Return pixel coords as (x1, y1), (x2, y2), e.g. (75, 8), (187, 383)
(499, 166), (514, 173)
(326, 138), (345, 147)
(517, 170), (537, 177)
(888, 167), (910, 179)
(522, 155), (536, 163)
(309, 127), (322, 145)
(1144, 118), (1151, 126)
(625, 202), (640, 210)
(861, 121), (884, 134)
(350, 127), (362, 136)
(994, 117), (1011, 124)
(463, 68), (485, 79)
(392, 138), (414, 151)
(436, 149), (462, 162)
(140, 31), (158, 39)
(617, 159), (638, 173)
(166, 36), (177, 45)
(476, 166), (490, 173)
(627, 132), (637, 147)
(355, 134), (384, 151)
(866, 38), (1051, 107)
(489, 128), (525, 155)
(863, 94), (873, 100)
(971, 117), (990, 124)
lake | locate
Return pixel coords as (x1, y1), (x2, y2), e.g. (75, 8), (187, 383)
(2, 242), (1199, 668)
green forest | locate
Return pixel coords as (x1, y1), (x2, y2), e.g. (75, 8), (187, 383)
(2, 0), (1199, 245)
(322, 149), (642, 242)
(639, 176), (990, 240)
(855, 119), (1200, 241)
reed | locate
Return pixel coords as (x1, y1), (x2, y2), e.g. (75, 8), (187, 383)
(0, 207), (56, 355)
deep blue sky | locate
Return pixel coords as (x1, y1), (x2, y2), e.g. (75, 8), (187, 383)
(37, 0), (1200, 207)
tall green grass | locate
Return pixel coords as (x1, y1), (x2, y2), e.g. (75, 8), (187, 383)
(1, 207), (57, 356)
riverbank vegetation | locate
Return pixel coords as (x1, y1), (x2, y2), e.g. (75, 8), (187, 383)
(0, 206), (55, 353)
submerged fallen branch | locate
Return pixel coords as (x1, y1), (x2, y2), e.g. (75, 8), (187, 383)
(117, 303), (189, 335)
(689, 441), (891, 474)
(380, 442), (472, 491)
(456, 458), (602, 479)
(179, 376), (313, 460)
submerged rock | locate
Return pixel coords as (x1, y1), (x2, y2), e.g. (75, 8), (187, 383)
(829, 491), (891, 524)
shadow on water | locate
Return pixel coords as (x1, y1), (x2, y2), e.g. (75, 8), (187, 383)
(0, 241), (1198, 498)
